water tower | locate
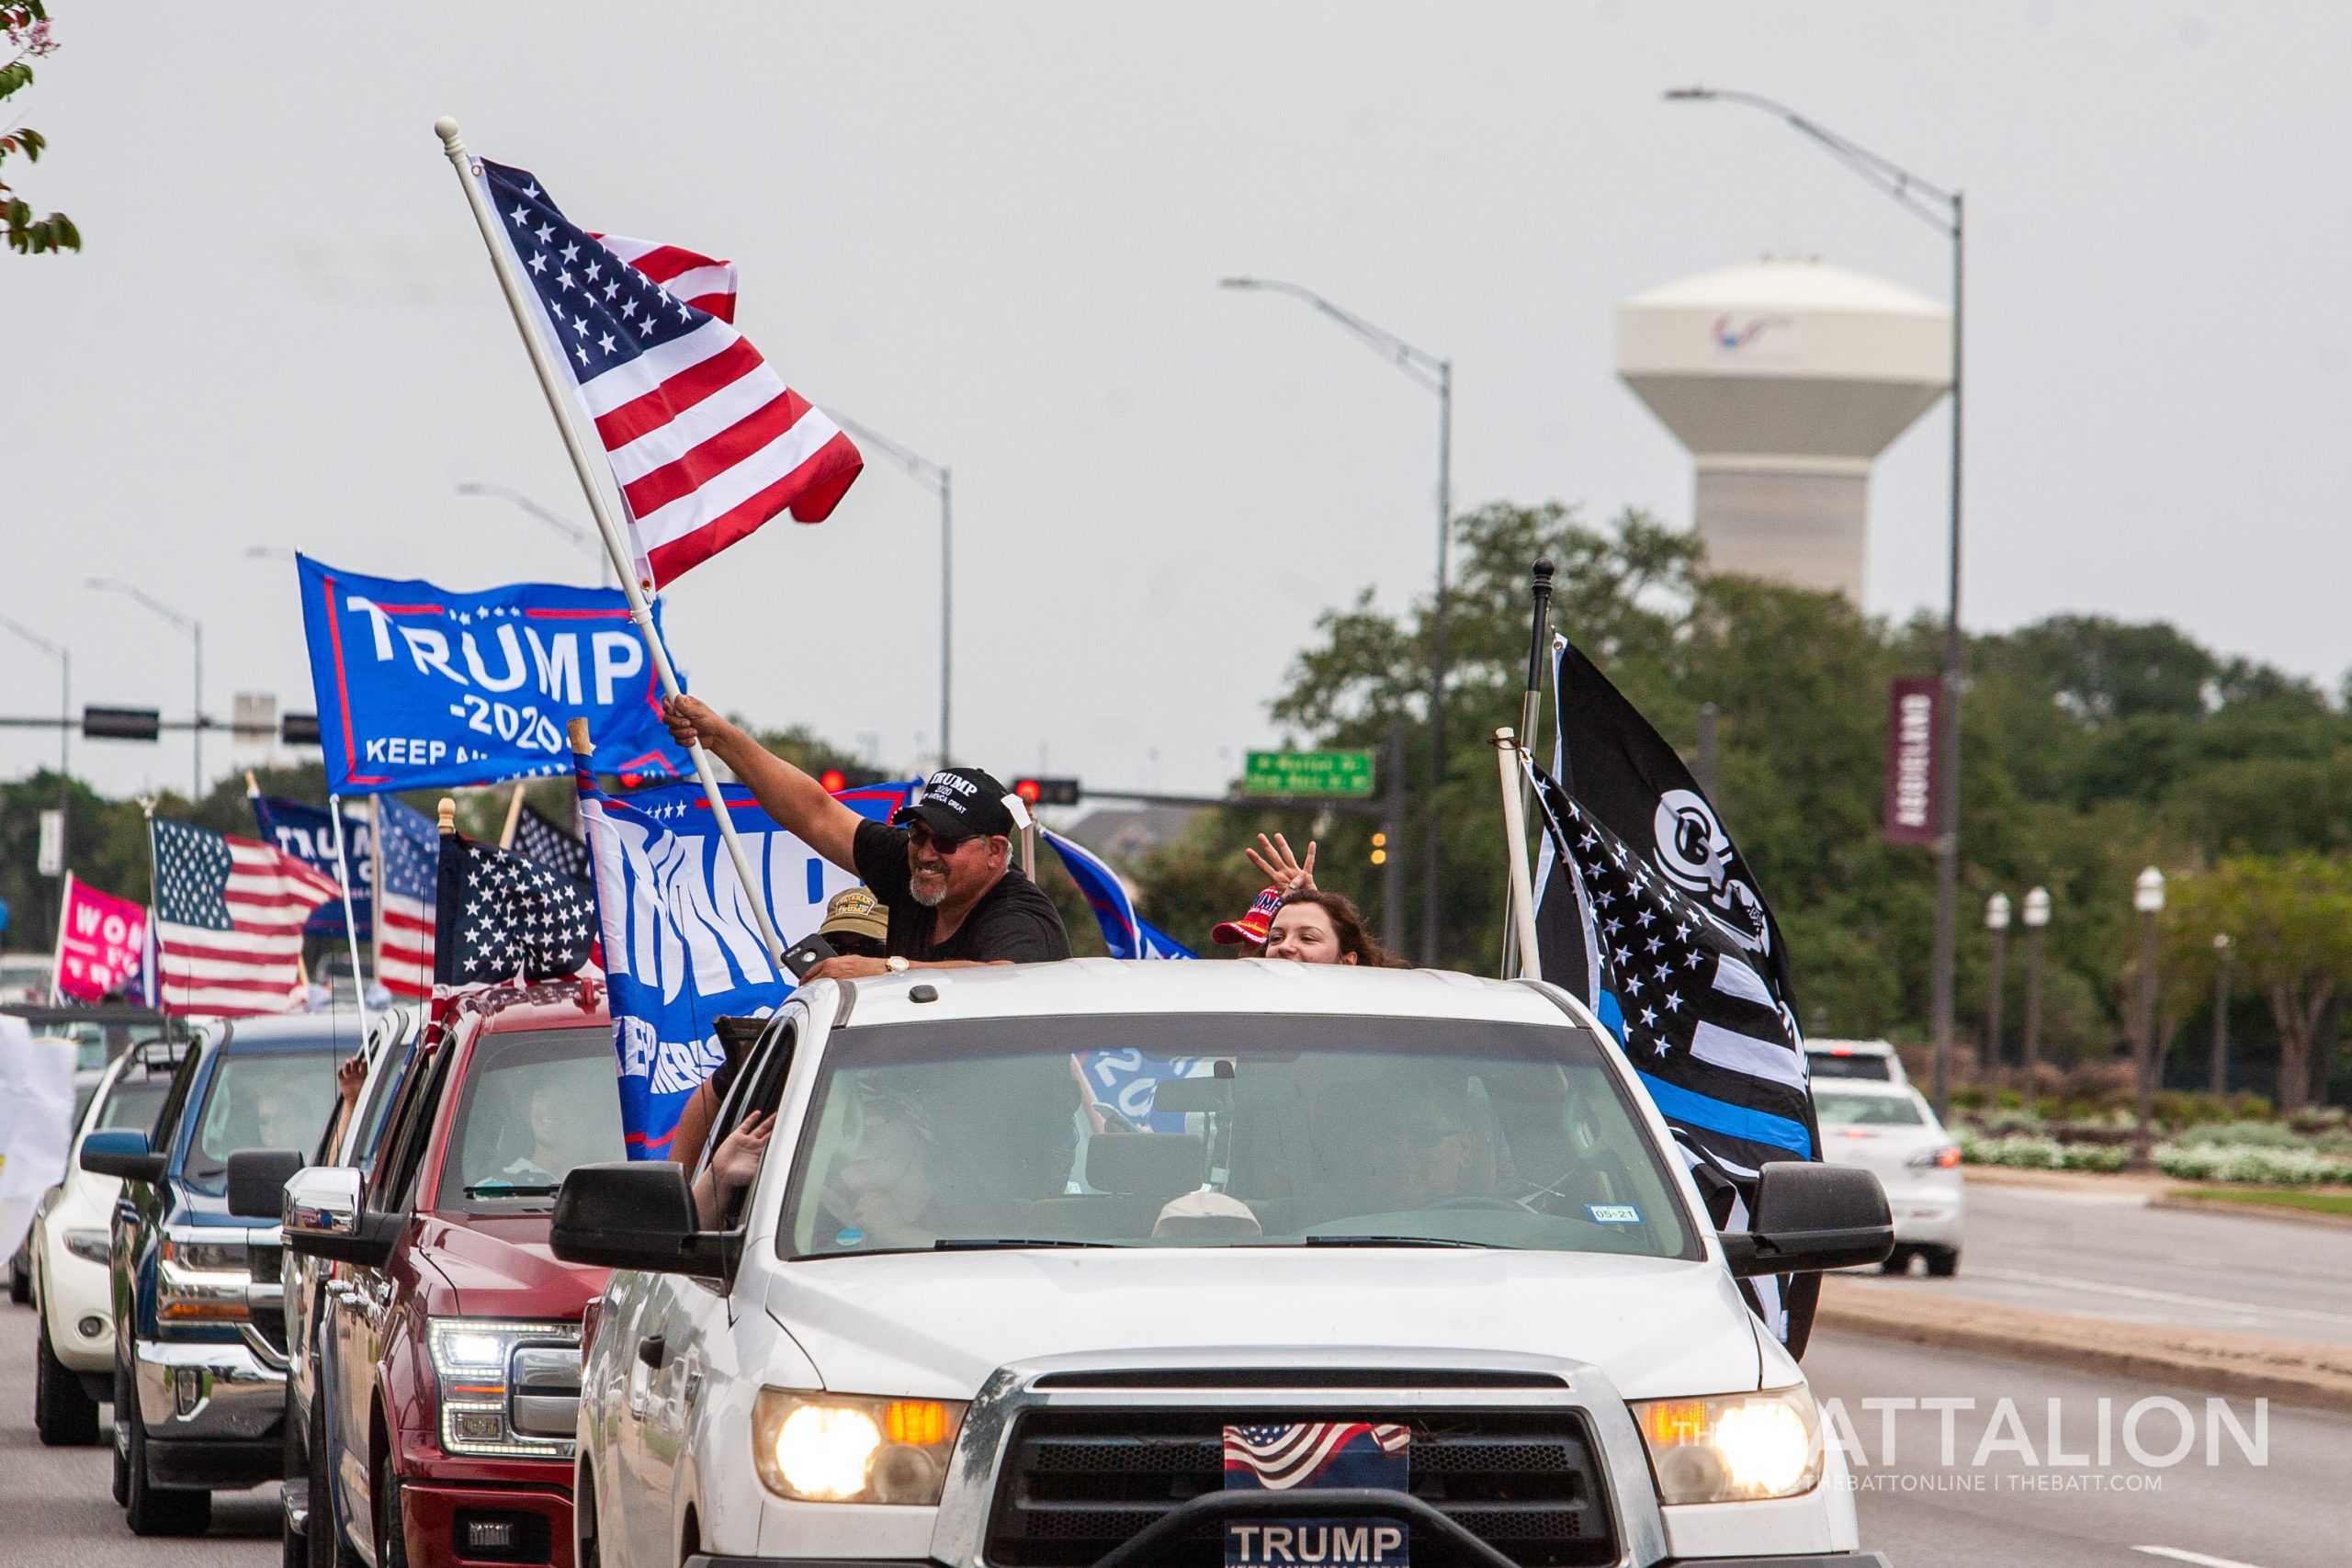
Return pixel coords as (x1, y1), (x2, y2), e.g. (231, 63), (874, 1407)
(1616, 256), (1951, 601)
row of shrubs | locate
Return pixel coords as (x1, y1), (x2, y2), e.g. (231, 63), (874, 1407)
(1956, 1130), (2352, 1185)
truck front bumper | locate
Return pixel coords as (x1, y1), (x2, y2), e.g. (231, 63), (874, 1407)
(401, 1478), (576, 1568)
(130, 1335), (287, 1488)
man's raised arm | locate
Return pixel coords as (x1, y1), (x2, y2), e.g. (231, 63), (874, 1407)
(660, 694), (864, 871)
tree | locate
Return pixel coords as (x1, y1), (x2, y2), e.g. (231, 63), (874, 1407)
(2165, 857), (2352, 1112)
(2, 3), (78, 254)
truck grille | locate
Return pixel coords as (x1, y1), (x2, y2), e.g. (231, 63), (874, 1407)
(983, 1407), (1615, 1567)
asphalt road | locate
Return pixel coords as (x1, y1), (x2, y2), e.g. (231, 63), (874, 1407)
(1846, 1180), (2352, 1345)
(0, 1287), (2328, 1568)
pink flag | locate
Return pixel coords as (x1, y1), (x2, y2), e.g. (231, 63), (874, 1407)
(52, 872), (151, 1003)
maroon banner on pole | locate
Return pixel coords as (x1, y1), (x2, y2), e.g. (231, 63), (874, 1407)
(1884, 676), (1941, 846)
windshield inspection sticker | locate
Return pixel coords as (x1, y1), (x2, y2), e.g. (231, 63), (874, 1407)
(1588, 1204), (1642, 1224)
(1224, 1423), (1410, 1567)
(833, 1227), (865, 1248)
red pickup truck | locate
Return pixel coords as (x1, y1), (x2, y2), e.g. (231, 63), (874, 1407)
(283, 981), (624, 1568)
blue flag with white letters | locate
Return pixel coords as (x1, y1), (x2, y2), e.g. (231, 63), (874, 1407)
(250, 795), (371, 938)
(295, 554), (688, 795)
(577, 754), (915, 1158)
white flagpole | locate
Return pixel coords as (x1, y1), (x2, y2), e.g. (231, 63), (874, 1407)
(368, 795), (387, 992)
(327, 795), (374, 1043)
(1493, 728), (1541, 979)
(48, 868), (73, 1005)
(433, 116), (785, 964)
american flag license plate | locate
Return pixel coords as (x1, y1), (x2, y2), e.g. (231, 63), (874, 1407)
(1222, 1423), (1410, 1567)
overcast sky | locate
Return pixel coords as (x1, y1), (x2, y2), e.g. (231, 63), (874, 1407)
(11, 2), (2349, 804)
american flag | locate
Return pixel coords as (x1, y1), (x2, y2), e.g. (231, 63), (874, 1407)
(474, 157), (862, 588)
(513, 801), (591, 884)
(149, 819), (341, 1017)
(1222, 1423), (1410, 1492)
(586, 234), (736, 321)
(433, 832), (598, 987)
(374, 797), (440, 999)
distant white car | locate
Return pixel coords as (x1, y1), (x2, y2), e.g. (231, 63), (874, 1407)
(556, 962), (1895, 1568)
(1812, 1078), (1962, 1277)
(1804, 1038), (1909, 1087)
(28, 1037), (183, 1443)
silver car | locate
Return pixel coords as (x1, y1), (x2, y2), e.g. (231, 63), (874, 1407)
(1813, 1078), (1963, 1276)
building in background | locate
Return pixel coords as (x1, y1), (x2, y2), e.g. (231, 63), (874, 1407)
(1616, 256), (1951, 601)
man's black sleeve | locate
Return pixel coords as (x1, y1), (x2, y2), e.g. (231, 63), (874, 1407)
(968, 887), (1072, 963)
(852, 819), (914, 908)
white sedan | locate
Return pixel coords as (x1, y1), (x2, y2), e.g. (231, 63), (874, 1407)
(28, 1038), (182, 1445)
(554, 961), (1894, 1568)
(1813, 1078), (1963, 1276)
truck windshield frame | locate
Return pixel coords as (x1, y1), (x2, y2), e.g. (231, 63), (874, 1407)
(775, 1011), (1705, 1263)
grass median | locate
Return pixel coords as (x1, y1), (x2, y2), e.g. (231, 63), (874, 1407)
(2165, 1186), (2352, 1218)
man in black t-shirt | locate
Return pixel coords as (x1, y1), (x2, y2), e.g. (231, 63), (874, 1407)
(660, 694), (1069, 979)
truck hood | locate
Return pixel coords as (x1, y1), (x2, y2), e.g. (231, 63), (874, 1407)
(411, 1213), (608, 1320)
(765, 1247), (1761, 1403)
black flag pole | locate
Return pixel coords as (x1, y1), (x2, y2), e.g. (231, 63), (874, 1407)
(1498, 560), (1555, 977)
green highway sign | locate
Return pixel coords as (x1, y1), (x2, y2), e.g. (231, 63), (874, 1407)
(1243, 749), (1377, 799)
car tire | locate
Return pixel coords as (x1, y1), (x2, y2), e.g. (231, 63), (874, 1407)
(111, 1362), (132, 1506)
(35, 1317), (102, 1445)
(122, 1365), (213, 1536)
(8, 1256), (30, 1305)
(1922, 1246), (1961, 1279)
(375, 1450), (410, 1568)
(1878, 1246), (1913, 1275)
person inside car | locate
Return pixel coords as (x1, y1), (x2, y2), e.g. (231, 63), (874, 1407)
(1264, 890), (1406, 968)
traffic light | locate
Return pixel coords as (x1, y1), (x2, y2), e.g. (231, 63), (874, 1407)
(1369, 829), (1389, 867)
(1011, 776), (1080, 807)
(281, 712), (322, 746)
(84, 705), (160, 741)
(820, 766), (891, 795)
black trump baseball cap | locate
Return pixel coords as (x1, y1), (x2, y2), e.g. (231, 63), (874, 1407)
(892, 767), (1024, 840)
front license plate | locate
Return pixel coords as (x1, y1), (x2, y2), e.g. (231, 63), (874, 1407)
(1223, 1422), (1411, 1567)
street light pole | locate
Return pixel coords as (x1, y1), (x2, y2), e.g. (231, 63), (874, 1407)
(0, 615), (70, 935)
(1219, 276), (1453, 965)
(1983, 892), (2011, 1086)
(1664, 85), (1967, 1120)
(87, 578), (203, 799)
(2210, 931), (2233, 1097)
(2020, 886), (2050, 1092)
(2132, 867), (2166, 1168)
(828, 413), (953, 767)
(456, 481), (611, 585)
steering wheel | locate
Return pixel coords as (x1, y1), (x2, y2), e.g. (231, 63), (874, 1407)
(1427, 1194), (1533, 1213)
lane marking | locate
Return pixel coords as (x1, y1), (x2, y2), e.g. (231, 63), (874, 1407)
(1968, 1267), (2352, 1330)
(2134, 1546), (2270, 1568)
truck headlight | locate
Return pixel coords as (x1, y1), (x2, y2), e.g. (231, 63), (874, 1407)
(64, 1228), (112, 1266)
(157, 1234), (252, 1323)
(425, 1318), (582, 1459)
(1633, 1384), (1824, 1503)
(752, 1389), (967, 1505)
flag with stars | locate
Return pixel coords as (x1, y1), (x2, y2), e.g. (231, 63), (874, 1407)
(514, 801), (592, 883)
(1530, 635), (1822, 1349)
(474, 157), (862, 589)
(149, 818), (342, 1017)
(433, 827), (598, 991)
(375, 797), (441, 999)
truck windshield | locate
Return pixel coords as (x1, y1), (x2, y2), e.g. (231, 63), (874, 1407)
(438, 1027), (626, 1210)
(185, 1051), (344, 1192)
(779, 1013), (1698, 1261)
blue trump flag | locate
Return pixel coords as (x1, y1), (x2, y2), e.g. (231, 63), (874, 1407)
(296, 554), (687, 795)
(1042, 829), (1194, 960)
(577, 754), (916, 1158)
(250, 795), (371, 938)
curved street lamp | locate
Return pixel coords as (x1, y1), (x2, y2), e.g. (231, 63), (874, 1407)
(456, 481), (609, 585)
(1665, 85), (1968, 1121)
(827, 412), (952, 769)
(1218, 276), (1453, 964)
(87, 577), (202, 799)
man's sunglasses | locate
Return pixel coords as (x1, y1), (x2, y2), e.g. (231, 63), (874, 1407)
(907, 820), (980, 855)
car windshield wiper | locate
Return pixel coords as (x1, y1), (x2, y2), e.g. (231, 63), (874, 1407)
(1303, 1234), (1496, 1248)
(931, 1236), (1120, 1251)
(464, 1181), (560, 1197)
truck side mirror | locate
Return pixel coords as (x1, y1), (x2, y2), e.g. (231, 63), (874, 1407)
(80, 1128), (165, 1185)
(1719, 1161), (1894, 1278)
(226, 1148), (306, 1221)
(551, 1163), (735, 1278)
(281, 1165), (400, 1268)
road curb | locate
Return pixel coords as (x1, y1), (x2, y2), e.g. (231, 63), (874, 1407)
(2147, 1195), (2352, 1231)
(1814, 1280), (2352, 1415)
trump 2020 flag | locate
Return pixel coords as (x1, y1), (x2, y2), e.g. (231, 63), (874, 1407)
(296, 555), (687, 795)
(473, 158), (862, 589)
(1530, 636), (1822, 1349)
(251, 795), (372, 939)
(578, 756), (912, 1157)
(1043, 829), (1194, 960)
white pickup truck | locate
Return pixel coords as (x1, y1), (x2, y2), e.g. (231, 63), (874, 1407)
(553, 961), (1892, 1568)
